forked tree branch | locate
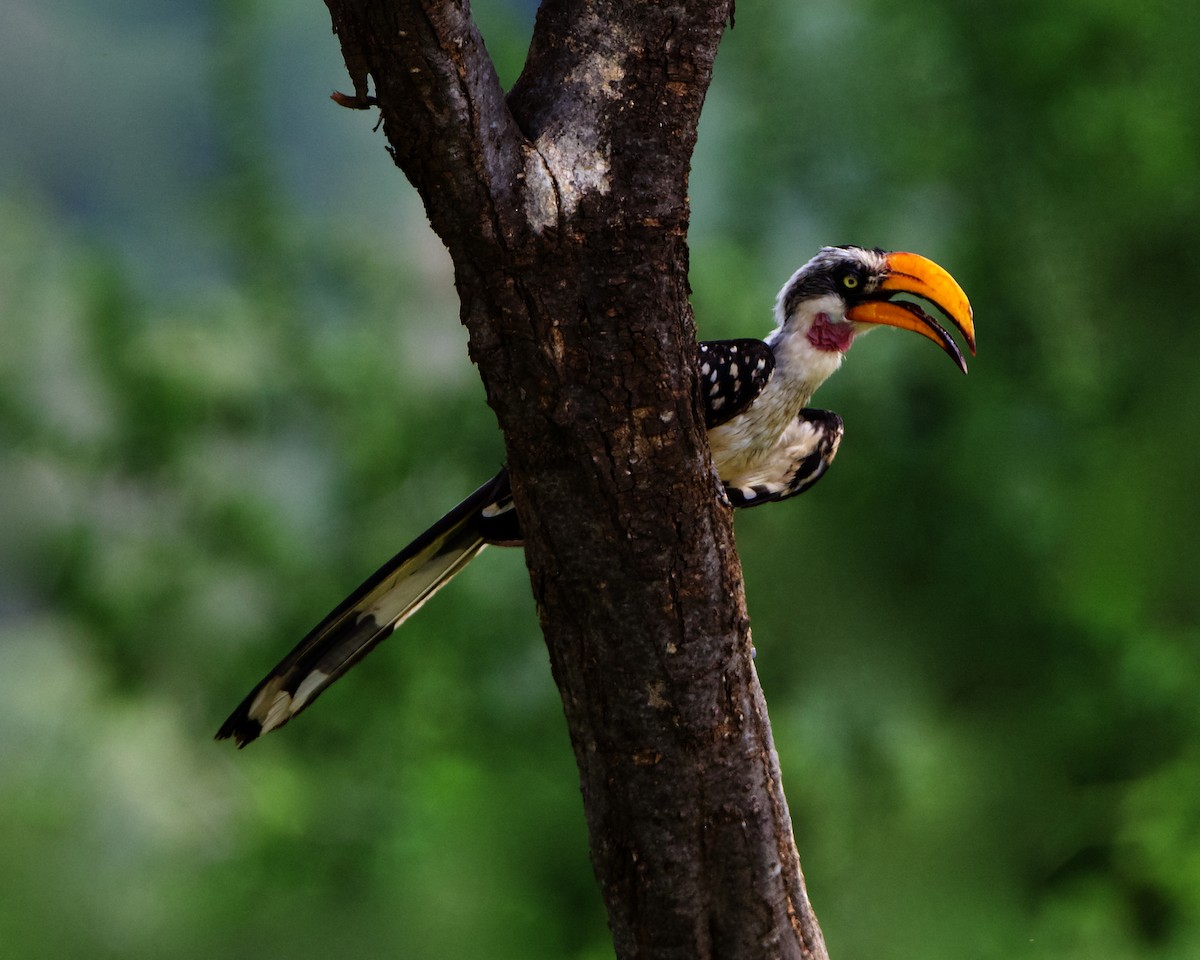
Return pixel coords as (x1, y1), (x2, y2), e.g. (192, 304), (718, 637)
(320, 1), (830, 957)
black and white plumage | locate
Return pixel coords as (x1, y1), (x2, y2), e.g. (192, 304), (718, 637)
(697, 339), (775, 429)
(217, 245), (975, 746)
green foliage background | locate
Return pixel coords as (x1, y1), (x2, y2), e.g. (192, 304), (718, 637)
(3, 1), (1198, 957)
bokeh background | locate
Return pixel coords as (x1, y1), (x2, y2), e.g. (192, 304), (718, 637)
(3, 1), (1198, 957)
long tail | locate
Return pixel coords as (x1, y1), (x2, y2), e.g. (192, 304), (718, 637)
(216, 469), (516, 747)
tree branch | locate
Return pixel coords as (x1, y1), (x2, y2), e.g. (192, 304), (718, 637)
(320, 1), (829, 957)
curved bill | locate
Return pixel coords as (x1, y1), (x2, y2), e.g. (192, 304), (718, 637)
(849, 299), (968, 374)
(845, 251), (976, 372)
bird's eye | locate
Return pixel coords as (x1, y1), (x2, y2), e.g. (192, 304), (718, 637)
(842, 274), (860, 290)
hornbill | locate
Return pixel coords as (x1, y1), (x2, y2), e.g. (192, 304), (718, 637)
(217, 245), (975, 747)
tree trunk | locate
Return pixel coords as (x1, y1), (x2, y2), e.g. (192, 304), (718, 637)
(320, 2), (830, 957)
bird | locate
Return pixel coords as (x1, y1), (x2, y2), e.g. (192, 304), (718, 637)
(217, 245), (975, 746)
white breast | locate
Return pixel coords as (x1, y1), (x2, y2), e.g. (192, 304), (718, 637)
(708, 298), (847, 487)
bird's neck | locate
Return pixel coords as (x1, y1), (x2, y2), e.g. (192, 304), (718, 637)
(765, 296), (851, 407)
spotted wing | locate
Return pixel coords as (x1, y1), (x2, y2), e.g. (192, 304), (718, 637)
(724, 409), (845, 508)
(697, 339), (775, 429)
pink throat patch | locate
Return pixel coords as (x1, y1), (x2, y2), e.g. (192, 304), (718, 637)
(806, 312), (854, 353)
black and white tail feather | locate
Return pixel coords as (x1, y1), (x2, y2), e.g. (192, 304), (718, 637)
(216, 470), (519, 746)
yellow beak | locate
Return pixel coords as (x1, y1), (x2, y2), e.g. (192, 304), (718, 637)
(844, 251), (976, 373)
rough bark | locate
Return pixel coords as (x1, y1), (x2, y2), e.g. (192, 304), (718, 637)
(319, 2), (830, 957)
